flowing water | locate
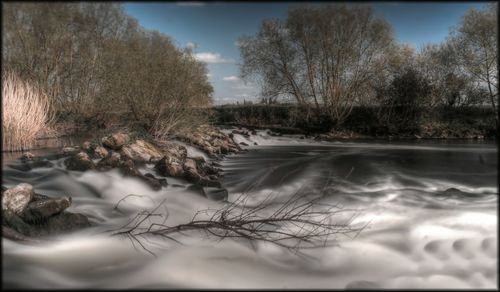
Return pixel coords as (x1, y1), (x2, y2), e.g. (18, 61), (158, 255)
(2, 132), (498, 289)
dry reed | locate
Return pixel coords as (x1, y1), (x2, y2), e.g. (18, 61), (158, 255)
(2, 71), (53, 152)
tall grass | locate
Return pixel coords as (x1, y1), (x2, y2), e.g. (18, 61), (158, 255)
(2, 71), (53, 152)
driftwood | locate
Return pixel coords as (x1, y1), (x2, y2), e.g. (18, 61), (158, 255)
(109, 178), (366, 257)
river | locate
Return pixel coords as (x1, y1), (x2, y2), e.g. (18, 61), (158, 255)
(2, 131), (498, 289)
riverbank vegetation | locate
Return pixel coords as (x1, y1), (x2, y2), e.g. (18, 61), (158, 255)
(237, 4), (498, 138)
(2, 71), (54, 151)
(1, 3), (497, 152)
(2, 3), (213, 151)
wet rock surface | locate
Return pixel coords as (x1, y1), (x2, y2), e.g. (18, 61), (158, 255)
(176, 125), (241, 157)
(65, 152), (96, 171)
(120, 139), (164, 163)
(2, 183), (90, 240)
(2, 183), (34, 215)
(102, 132), (130, 150)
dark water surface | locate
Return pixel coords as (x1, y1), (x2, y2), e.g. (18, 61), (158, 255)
(2, 132), (498, 289)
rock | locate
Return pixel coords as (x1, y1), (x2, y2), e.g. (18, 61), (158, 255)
(250, 129), (257, 135)
(81, 141), (92, 151)
(2, 183), (34, 215)
(102, 133), (130, 150)
(3, 209), (35, 236)
(65, 152), (96, 171)
(2, 185), (90, 239)
(155, 156), (185, 177)
(183, 158), (221, 188)
(22, 196), (72, 223)
(39, 212), (90, 235)
(202, 187), (228, 201)
(201, 164), (222, 175)
(119, 160), (166, 190)
(144, 173), (168, 187)
(119, 159), (141, 176)
(60, 146), (80, 156)
(96, 152), (121, 171)
(254, 142), (258, 145)
(120, 139), (164, 163)
(93, 146), (109, 159)
(12, 158), (54, 171)
(184, 158), (197, 171)
(21, 152), (36, 161)
(239, 142), (249, 146)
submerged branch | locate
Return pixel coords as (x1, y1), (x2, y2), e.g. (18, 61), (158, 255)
(110, 185), (366, 256)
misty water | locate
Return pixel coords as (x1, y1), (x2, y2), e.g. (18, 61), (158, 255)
(2, 131), (497, 289)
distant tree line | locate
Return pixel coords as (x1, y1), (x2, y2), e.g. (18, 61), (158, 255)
(2, 3), (213, 136)
(239, 4), (498, 131)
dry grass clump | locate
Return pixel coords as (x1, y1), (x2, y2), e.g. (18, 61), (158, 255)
(2, 71), (53, 152)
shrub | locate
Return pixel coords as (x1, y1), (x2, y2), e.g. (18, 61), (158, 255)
(2, 71), (53, 151)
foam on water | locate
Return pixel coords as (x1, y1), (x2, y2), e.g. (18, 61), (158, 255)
(2, 138), (497, 289)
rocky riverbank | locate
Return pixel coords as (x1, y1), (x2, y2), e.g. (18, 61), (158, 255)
(2, 125), (244, 242)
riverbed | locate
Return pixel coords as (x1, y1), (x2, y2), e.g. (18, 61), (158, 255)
(2, 132), (497, 289)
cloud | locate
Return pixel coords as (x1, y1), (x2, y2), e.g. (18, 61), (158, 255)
(194, 52), (234, 64)
(186, 42), (197, 49)
(176, 2), (205, 7)
(223, 76), (239, 81)
(232, 83), (254, 90)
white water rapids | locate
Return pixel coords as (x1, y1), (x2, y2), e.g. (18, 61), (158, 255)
(2, 131), (498, 289)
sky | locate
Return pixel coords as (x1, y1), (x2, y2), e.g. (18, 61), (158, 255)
(124, 1), (490, 105)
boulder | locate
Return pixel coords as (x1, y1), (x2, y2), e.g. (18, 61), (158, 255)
(119, 159), (141, 177)
(2, 184), (90, 238)
(158, 142), (188, 162)
(21, 152), (36, 161)
(39, 212), (90, 235)
(22, 196), (72, 223)
(81, 141), (92, 151)
(65, 152), (96, 171)
(60, 146), (80, 156)
(2, 183), (34, 215)
(119, 159), (166, 191)
(202, 187), (228, 201)
(183, 158), (221, 188)
(96, 152), (121, 171)
(120, 139), (164, 163)
(102, 133), (130, 150)
(155, 156), (185, 177)
(93, 146), (109, 159)
(12, 157), (54, 171)
(239, 142), (249, 146)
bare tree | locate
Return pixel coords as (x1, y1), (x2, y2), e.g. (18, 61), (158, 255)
(3, 2), (213, 134)
(239, 4), (394, 126)
(451, 3), (498, 126)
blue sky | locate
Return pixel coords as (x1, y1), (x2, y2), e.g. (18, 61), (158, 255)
(124, 1), (490, 104)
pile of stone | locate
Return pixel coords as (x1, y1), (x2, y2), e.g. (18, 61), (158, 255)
(2, 183), (90, 241)
(176, 125), (242, 156)
(63, 132), (226, 194)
